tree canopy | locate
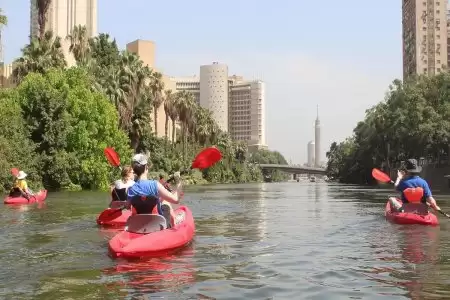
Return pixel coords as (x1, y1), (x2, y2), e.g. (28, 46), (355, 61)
(326, 74), (450, 184)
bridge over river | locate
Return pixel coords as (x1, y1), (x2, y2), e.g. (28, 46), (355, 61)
(258, 164), (326, 175)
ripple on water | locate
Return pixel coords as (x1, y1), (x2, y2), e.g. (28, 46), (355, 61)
(2, 183), (450, 299)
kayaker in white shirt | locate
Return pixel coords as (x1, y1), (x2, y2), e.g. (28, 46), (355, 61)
(110, 165), (135, 201)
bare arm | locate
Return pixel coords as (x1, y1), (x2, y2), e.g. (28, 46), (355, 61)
(157, 181), (182, 204)
(426, 196), (441, 211)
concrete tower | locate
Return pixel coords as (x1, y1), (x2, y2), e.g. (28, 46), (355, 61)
(200, 62), (229, 132)
(307, 141), (315, 167)
(314, 105), (321, 167)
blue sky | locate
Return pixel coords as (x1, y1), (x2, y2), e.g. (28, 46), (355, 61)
(2, 0), (402, 164)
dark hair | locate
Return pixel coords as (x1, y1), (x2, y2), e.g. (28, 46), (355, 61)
(132, 162), (147, 177)
(159, 174), (164, 180)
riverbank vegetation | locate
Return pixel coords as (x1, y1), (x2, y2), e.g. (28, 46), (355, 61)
(0, 22), (288, 192)
(326, 74), (450, 184)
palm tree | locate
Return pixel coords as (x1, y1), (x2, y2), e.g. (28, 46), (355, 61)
(36, 0), (52, 40)
(12, 31), (66, 82)
(66, 25), (90, 64)
(149, 71), (164, 136)
(0, 9), (7, 63)
(163, 89), (175, 144)
(175, 90), (196, 158)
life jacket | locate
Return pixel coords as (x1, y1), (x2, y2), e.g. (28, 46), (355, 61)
(402, 187), (425, 204)
(111, 188), (128, 201)
(130, 195), (175, 226)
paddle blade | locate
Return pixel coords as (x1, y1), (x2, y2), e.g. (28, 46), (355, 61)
(372, 168), (392, 183)
(10, 168), (19, 177)
(97, 207), (124, 223)
(104, 147), (120, 167)
(191, 147), (222, 170)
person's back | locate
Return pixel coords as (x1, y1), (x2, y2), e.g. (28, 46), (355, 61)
(127, 153), (183, 228)
(389, 158), (442, 214)
(397, 175), (431, 204)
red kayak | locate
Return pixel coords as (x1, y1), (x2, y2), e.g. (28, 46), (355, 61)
(3, 190), (48, 205)
(385, 199), (439, 226)
(96, 201), (132, 227)
(109, 206), (195, 258)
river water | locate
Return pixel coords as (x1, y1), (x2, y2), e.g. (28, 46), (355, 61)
(1, 182), (450, 299)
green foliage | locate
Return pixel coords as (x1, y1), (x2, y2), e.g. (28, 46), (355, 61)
(326, 73), (450, 184)
(11, 67), (131, 190)
(0, 89), (41, 193)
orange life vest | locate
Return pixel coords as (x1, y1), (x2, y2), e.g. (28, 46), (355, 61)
(403, 187), (424, 203)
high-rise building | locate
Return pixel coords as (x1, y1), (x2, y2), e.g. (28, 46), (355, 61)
(30, 0), (97, 65)
(314, 105), (321, 167)
(200, 62), (229, 132)
(402, 0), (448, 79)
(125, 39), (177, 140)
(173, 76), (200, 104)
(307, 140), (315, 167)
(172, 66), (267, 148)
(229, 77), (266, 148)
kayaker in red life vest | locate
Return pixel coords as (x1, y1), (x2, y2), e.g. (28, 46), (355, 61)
(127, 153), (183, 228)
(388, 158), (442, 213)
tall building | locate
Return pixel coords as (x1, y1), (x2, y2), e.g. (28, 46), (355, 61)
(307, 140), (315, 167)
(30, 0), (97, 65)
(314, 105), (321, 167)
(402, 0), (448, 79)
(229, 77), (266, 148)
(126, 39), (177, 140)
(200, 62), (229, 132)
(173, 76), (200, 104)
(172, 66), (267, 148)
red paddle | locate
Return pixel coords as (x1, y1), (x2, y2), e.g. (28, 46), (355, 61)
(11, 168), (19, 177)
(371, 168), (450, 218)
(372, 168), (394, 184)
(97, 147), (222, 223)
(167, 147), (222, 183)
(104, 147), (122, 170)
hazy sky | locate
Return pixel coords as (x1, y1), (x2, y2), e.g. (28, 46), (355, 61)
(2, 0), (402, 164)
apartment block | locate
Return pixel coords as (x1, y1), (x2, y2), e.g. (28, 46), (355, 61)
(172, 64), (267, 148)
(403, 0), (448, 79)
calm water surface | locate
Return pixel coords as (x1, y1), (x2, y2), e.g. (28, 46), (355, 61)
(1, 182), (450, 299)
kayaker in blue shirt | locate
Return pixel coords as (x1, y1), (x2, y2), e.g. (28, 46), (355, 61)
(127, 153), (183, 228)
(388, 158), (442, 213)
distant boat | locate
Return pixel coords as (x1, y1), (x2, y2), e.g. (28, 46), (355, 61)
(309, 176), (316, 182)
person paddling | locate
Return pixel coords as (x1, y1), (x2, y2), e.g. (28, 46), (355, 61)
(110, 166), (135, 201)
(127, 153), (183, 228)
(388, 158), (442, 214)
(9, 171), (34, 199)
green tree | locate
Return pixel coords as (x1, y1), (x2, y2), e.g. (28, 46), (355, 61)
(12, 31), (66, 83)
(0, 89), (41, 193)
(14, 68), (132, 190)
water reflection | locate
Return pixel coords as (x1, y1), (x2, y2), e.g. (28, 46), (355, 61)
(362, 225), (441, 299)
(194, 183), (268, 242)
(102, 248), (196, 296)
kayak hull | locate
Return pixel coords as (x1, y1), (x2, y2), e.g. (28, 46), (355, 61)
(108, 206), (195, 258)
(96, 208), (132, 227)
(385, 200), (439, 226)
(3, 190), (48, 205)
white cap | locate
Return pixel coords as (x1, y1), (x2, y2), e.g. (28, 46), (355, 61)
(17, 171), (27, 180)
(132, 153), (148, 165)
